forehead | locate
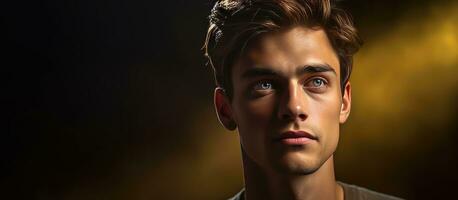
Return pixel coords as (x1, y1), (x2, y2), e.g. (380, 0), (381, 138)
(234, 26), (340, 77)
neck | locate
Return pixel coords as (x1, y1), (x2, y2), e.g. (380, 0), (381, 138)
(242, 150), (343, 200)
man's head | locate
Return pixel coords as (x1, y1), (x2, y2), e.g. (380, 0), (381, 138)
(203, 0), (361, 175)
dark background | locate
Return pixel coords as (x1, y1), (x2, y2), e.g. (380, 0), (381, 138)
(2, 0), (457, 199)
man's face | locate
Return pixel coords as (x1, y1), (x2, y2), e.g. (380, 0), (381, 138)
(216, 26), (351, 175)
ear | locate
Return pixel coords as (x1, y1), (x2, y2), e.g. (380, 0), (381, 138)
(339, 81), (352, 124)
(214, 87), (237, 131)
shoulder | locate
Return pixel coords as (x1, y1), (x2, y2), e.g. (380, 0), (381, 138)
(228, 183), (404, 200)
(338, 181), (404, 200)
(227, 188), (245, 200)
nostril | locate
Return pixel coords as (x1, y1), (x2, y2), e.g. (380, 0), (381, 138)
(280, 111), (307, 121)
(298, 113), (307, 120)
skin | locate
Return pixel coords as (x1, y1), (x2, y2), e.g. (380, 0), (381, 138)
(214, 26), (352, 200)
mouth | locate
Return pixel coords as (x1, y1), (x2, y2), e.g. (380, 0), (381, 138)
(274, 130), (318, 145)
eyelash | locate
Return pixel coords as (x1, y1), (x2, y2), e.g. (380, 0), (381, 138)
(304, 77), (328, 88)
(253, 80), (275, 91)
(250, 77), (329, 95)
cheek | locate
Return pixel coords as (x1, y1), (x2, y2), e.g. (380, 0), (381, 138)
(312, 99), (341, 126)
(233, 96), (277, 160)
(309, 94), (342, 145)
(235, 97), (277, 134)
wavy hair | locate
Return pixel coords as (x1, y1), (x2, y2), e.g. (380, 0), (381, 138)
(203, 0), (362, 98)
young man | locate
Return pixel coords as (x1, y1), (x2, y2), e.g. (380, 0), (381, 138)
(203, 0), (403, 199)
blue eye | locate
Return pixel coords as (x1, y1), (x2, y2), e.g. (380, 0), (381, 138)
(305, 78), (328, 91)
(311, 79), (324, 87)
(254, 81), (273, 90)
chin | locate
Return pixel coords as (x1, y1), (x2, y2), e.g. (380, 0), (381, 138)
(273, 152), (322, 175)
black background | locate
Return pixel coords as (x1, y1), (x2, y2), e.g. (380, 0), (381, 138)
(2, 0), (456, 199)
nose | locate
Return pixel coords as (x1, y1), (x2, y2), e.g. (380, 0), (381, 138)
(277, 80), (308, 121)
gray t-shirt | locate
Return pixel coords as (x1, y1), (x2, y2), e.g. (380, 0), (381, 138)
(228, 181), (404, 200)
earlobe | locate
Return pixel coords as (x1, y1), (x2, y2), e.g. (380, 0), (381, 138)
(214, 87), (237, 131)
(339, 82), (352, 124)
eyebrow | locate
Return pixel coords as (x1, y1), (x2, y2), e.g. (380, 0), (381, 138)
(241, 64), (336, 79)
(297, 64), (336, 76)
(242, 67), (280, 79)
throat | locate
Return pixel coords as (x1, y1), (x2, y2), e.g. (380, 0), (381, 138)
(241, 151), (342, 200)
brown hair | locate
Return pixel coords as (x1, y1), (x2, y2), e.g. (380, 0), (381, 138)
(203, 0), (362, 98)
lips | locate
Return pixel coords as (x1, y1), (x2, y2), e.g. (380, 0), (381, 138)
(274, 130), (317, 145)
